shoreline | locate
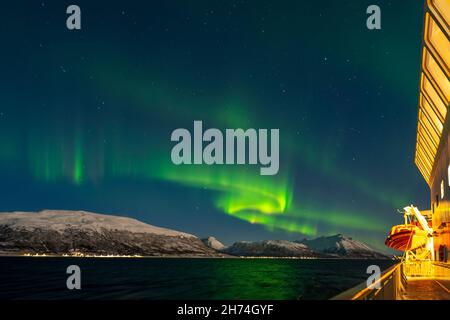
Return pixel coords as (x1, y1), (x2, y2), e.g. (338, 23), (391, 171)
(0, 252), (394, 260)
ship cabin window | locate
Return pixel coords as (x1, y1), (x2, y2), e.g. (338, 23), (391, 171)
(431, 0), (450, 25)
(441, 180), (445, 199)
(426, 13), (450, 76)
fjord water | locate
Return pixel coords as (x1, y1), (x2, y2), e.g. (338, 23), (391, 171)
(0, 257), (394, 300)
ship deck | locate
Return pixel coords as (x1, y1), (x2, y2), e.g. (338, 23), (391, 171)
(401, 278), (450, 300)
(332, 261), (450, 300)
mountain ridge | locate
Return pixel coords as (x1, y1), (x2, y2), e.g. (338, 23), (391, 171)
(0, 210), (221, 257)
(222, 235), (389, 259)
(0, 210), (390, 259)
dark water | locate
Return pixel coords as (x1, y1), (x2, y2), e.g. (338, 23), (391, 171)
(0, 257), (394, 300)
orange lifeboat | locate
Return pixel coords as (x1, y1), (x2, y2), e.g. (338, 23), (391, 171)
(385, 224), (428, 251)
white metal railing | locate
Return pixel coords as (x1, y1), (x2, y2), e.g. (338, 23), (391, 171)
(332, 261), (450, 300)
(331, 262), (406, 300)
(404, 260), (433, 277)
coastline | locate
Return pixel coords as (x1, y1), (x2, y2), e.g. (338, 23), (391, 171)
(0, 252), (393, 260)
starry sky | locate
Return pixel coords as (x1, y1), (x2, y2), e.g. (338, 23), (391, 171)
(0, 0), (428, 251)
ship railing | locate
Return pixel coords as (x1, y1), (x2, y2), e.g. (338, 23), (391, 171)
(432, 261), (450, 278)
(404, 260), (450, 278)
(404, 260), (433, 277)
(331, 262), (406, 300)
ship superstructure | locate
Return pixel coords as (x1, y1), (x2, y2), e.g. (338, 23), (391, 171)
(334, 0), (450, 300)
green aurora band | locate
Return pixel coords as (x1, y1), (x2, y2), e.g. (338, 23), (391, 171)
(156, 165), (387, 235)
(0, 56), (411, 239)
(9, 131), (388, 236)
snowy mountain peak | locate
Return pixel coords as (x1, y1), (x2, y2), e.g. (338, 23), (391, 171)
(0, 210), (195, 238)
(0, 210), (223, 256)
(201, 236), (226, 250)
(223, 240), (317, 257)
(299, 234), (388, 259)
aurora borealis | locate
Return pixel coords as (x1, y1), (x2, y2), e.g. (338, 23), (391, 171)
(0, 0), (428, 250)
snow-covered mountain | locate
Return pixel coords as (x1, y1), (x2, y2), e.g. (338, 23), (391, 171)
(0, 210), (389, 259)
(298, 234), (389, 259)
(220, 235), (389, 259)
(0, 210), (220, 257)
(201, 236), (226, 251)
(222, 240), (319, 257)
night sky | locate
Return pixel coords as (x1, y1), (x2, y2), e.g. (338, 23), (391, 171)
(0, 0), (427, 251)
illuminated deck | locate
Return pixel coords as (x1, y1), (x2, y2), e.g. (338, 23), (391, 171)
(402, 279), (450, 300)
(332, 261), (450, 300)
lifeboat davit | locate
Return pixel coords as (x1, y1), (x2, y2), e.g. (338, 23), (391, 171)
(385, 224), (428, 251)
